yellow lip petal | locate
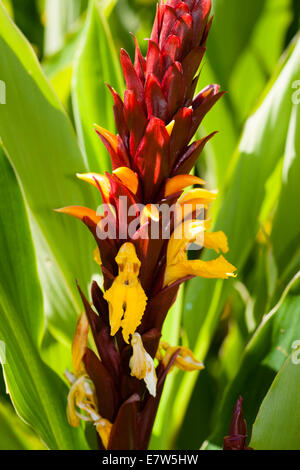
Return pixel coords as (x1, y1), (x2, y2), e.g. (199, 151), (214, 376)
(164, 255), (237, 287)
(103, 243), (148, 343)
(165, 175), (206, 197)
(113, 167), (139, 194)
(204, 231), (229, 253)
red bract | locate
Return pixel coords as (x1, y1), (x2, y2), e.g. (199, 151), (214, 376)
(58, 0), (236, 450)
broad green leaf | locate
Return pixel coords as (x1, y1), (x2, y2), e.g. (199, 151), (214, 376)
(0, 146), (88, 449)
(0, 0), (97, 343)
(271, 102), (300, 291)
(72, 0), (123, 173)
(0, 400), (46, 450)
(250, 353), (300, 450)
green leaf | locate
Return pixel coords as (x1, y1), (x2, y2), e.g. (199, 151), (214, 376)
(72, 0), (123, 173)
(0, 146), (88, 449)
(208, 0), (266, 89)
(0, 400), (46, 450)
(208, 272), (300, 447)
(271, 100), (300, 291)
(250, 353), (300, 450)
(0, 0), (97, 343)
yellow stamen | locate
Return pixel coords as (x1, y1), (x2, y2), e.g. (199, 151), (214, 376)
(165, 120), (175, 136)
(103, 243), (147, 343)
(165, 175), (206, 197)
(72, 313), (89, 375)
(94, 124), (119, 153)
(129, 333), (157, 397)
(113, 167), (139, 195)
(76, 173), (111, 198)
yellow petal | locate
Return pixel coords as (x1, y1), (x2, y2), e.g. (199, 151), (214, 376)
(204, 231), (229, 253)
(159, 342), (204, 372)
(77, 401), (113, 450)
(167, 219), (205, 265)
(178, 188), (217, 205)
(165, 120), (175, 136)
(164, 255), (237, 286)
(76, 173), (111, 198)
(104, 283), (127, 337)
(129, 333), (157, 397)
(121, 284), (147, 344)
(94, 247), (102, 265)
(129, 333), (148, 379)
(95, 419), (112, 450)
(55, 206), (102, 225)
(103, 243), (148, 343)
(66, 375), (95, 428)
(113, 167), (139, 194)
(140, 204), (160, 226)
(72, 313), (89, 375)
(174, 346), (204, 372)
(94, 124), (118, 153)
(144, 353), (157, 397)
(165, 175), (206, 197)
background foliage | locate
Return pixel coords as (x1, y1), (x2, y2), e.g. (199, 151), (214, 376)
(0, 0), (299, 450)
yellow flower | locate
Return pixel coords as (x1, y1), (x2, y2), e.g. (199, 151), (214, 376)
(104, 243), (148, 343)
(164, 219), (236, 287)
(129, 333), (157, 397)
(158, 342), (204, 372)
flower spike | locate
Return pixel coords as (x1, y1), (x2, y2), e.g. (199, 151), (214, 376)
(58, 0), (237, 450)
